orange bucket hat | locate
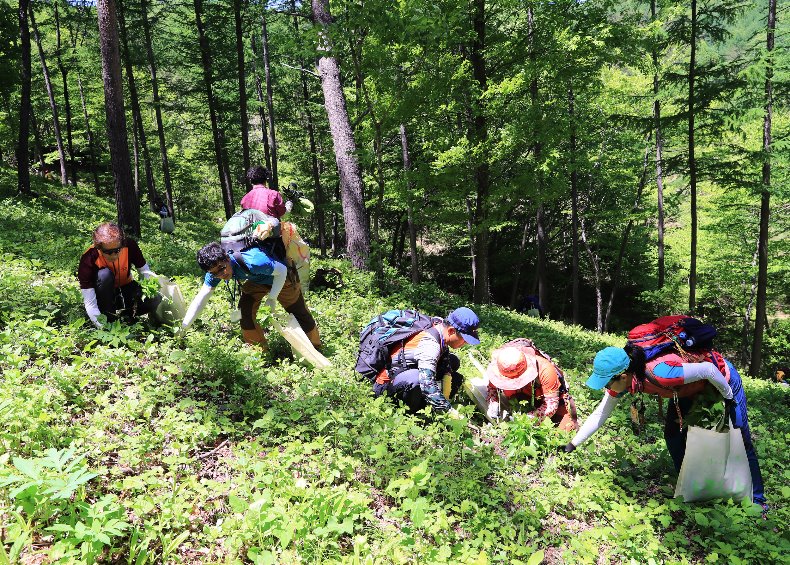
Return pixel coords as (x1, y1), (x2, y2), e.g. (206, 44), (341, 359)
(485, 346), (539, 391)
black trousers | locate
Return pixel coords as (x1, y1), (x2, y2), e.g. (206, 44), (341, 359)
(95, 268), (160, 321)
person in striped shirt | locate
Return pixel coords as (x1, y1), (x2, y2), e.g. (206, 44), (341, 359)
(564, 344), (766, 507)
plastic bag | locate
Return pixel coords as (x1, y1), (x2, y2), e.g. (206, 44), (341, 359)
(160, 216), (175, 234)
(153, 275), (186, 325)
(463, 350), (497, 423)
(674, 415), (752, 503)
(271, 314), (331, 369)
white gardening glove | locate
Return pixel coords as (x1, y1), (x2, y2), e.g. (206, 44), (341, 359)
(137, 263), (157, 280)
(487, 401), (500, 420)
(285, 200), (294, 213)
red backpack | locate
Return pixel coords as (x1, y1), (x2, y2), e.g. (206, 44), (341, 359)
(627, 315), (717, 361)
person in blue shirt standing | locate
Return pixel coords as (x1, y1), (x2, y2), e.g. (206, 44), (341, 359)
(180, 242), (320, 350)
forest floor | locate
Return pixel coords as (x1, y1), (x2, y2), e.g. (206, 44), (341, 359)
(1, 170), (788, 564)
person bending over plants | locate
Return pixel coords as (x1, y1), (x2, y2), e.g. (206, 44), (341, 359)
(484, 339), (578, 430)
(370, 307), (481, 416)
(77, 222), (161, 328)
(180, 242), (320, 350)
(240, 166), (290, 219)
(564, 344), (766, 508)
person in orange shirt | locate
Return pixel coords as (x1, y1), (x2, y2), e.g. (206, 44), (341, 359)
(77, 222), (160, 327)
(485, 338), (578, 430)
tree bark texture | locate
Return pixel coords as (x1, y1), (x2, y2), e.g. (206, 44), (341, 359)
(140, 0), (174, 218)
(312, 0), (370, 269)
(118, 0), (157, 210)
(509, 218), (531, 308)
(54, 2), (77, 187)
(688, 0), (698, 313)
(193, 0), (235, 218)
(470, 0), (490, 303)
(96, 0), (139, 236)
(235, 0), (251, 185)
(250, 34), (272, 173)
(581, 219), (603, 333)
(750, 0), (776, 376)
(17, 0), (32, 195)
(30, 6), (68, 186)
(261, 10), (278, 189)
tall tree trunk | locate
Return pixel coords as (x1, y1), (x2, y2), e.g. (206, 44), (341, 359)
(688, 0), (698, 313)
(140, 0), (174, 218)
(54, 2), (76, 187)
(569, 87), (580, 324)
(750, 0), (776, 376)
(529, 5), (547, 314)
(603, 139), (651, 332)
(468, 0), (489, 303)
(234, 0), (251, 186)
(400, 124), (419, 284)
(130, 106), (140, 198)
(193, 0), (234, 218)
(30, 6), (67, 186)
(742, 245), (759, 366)
(250, 34), (272, 173)
(96, 0), (139, 236)
(312, 0), (370, 269)
(301, 61), (325, 255)
(581, 219), (603, 332)
(509, 218), (531, 308)
(652, 0), (666, 289)
(77, 73), (101, 196)
(118, 0), (157, 210)
(261, 9), (278, 189)
(17, 0), (32, 195)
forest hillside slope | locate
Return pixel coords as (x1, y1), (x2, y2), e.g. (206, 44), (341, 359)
(0, 172), (788, 563)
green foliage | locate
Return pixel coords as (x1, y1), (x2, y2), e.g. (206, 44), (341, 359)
(0, 175), (787, 562)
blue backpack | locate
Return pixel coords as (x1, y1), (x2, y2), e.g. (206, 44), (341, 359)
(355, 309), (441, 382)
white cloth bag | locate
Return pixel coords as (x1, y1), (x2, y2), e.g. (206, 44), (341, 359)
(153, 275), (186, 325)
(674, 416), (752, 503)
(271, 314), (331, 369)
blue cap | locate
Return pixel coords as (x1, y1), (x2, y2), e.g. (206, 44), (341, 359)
(585, 347), (630, 390)
(447, 307), (480, 346)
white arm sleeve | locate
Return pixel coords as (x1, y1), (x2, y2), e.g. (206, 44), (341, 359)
(682, 362), (733, 400)
(137, 263), (156, 279)
(80, 288), (103, 328)
(181, 284), (215, 330)
(266, 262), (287, 303)
(570, 393), (622, 447)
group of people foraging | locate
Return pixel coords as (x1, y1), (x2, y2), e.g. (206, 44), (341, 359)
(77, 168), (767, 511)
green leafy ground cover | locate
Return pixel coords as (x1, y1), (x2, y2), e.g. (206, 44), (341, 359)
(0, 172), (788, 563)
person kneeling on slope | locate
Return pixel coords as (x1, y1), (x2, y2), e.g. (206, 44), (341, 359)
(77, 222), (161, 328)
(485, 339), (578, 430)
(373, 307), (480, 415)
(564, 344), (766, 508)
(180, 242), (320, 350)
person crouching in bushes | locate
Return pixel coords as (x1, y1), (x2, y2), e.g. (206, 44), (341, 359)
(373, 308), (481, 415)
(77, 222), (161, 328)
(564, 344), (766, 508)
(485, 339), (579, 430)
(179, 242), (320, 350)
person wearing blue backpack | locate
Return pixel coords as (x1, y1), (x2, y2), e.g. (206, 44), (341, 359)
(179, 242), (320, 351)
(563, 344), (766, 509)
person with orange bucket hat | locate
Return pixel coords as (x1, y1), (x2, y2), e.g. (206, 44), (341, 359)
(484, 339), (578, 430)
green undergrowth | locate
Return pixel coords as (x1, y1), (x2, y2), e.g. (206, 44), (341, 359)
(0, 172), (788, 563)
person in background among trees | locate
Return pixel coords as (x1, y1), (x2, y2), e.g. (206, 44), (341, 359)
(517, 294), (543, 318)
(241, 166), (310, 296)
(485, 339), (578, 430)
(77, 222), (161, 328)
(154, 196), (174, 234)
(564, 344), (767, 509)
(240, 166), (291, 218)
(179, 242), (320, 350)
(373, 307), (480, 415)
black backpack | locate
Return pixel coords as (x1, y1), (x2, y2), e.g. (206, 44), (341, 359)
(355, 309), (442, 382)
